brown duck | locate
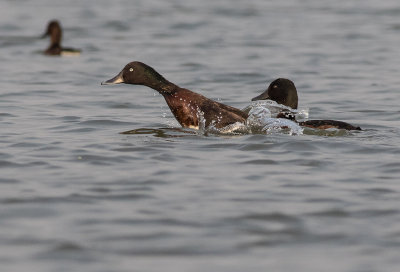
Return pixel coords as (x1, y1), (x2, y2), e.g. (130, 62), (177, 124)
(252, 78), (361, 130)
(42, 20), (80, 56)
(102, 61), (248, 129)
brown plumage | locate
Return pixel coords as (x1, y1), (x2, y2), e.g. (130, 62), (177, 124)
(102, 61), (248, 129)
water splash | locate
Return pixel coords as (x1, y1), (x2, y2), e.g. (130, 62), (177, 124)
(208, 121), (247, 135)
(198, 103), (303, 136)
(195, 108), (247, 135)
(259, 117), (304, 135)
(197, 108), (206, 131)
(160, 102), (304, 136)
(246, 105), (272, 128)
(243, 100), (309, 120)
(244, 104), (303, 135)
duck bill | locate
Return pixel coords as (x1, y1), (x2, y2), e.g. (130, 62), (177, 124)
(251, 91), (269, 101)
(101, 71), (124, 85)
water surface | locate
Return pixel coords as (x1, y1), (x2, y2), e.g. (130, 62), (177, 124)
(1, 1), (400, 271)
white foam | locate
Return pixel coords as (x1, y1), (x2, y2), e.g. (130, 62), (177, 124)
(203, 103), (303, 135)
(163, 102), (304, 135)
(261, 118), (303, 135)
(245, 103), (303, 135)
(212, 122), (247, 134)
(243, 100), (309, 120)
(246, 105), (272, 128)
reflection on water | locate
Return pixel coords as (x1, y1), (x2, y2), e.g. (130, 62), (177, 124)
(120, 127), (197, 138)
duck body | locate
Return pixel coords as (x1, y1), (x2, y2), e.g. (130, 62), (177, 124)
(252, 78), (361, 131)
(163, 88), (248, 129)
(102, 61), (247, 129)
(42, 20), (80, 56)
(44, 43), (62, 55)
(299, 120), (361, 130)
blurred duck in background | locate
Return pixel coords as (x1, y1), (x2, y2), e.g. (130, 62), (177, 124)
(42, 20), (81, 56)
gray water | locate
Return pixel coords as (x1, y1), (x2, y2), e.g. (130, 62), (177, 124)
(1, 0), (400, 271)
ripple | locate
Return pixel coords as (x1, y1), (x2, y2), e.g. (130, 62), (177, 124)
(120, 127), (196, 138)
(242, 159), (278, 165)
(69, 193), (153, 201)
(352, 209), (399, 217)
(364, 187), (397, 195)
(71, 154), (137, 165)
(237, 212), (301, 223)
(170, 21), (207, 30)
(37, 242), (94, 262)
(0, 113), (16, 118)
(10, 142), (42, 148)
(0, 35), (38, 46)
(58, 127), (98, 133)
(307, 209), (350, 218)
(381, 162), (400, 173)
(213, 7), (259, 17)
(79, 119), (136, 126)
(0, 196), (90, 205)
(0, 178), (20, 184)
(52, 242), (84, 251)
(238, 143), (275, 151)
(308, 208), (399, 218)
(102, 20), (130, 31)
(0, 160), (21, 168)
(106, 102), (137, 109)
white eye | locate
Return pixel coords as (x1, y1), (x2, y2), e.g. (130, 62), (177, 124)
(273, 85), (277, 88)
(129, 68), (133, 72)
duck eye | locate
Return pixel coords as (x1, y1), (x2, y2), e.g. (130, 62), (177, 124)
(273, 85), (277, 88)
(129, 68), (133, 72)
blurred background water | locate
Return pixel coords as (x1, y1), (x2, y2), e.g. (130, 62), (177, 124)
(1, 0), (400, 271)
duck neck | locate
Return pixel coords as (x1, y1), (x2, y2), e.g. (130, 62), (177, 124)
(142, 66), (178, 94)
(147, 79), (178, 94)
(50, 32), (62, 47)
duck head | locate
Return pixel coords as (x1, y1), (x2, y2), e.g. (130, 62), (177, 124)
(252, 78), (298, 109)
(102, 61), (176, 93)
(42, 20), (62, 45)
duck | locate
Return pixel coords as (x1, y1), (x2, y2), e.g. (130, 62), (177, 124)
(251, 78), (361, 130)
(42, 20), (81, 56)
(102, 61), (248, 129)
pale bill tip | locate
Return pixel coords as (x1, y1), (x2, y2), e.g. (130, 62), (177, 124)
(101, 73), (124, 85)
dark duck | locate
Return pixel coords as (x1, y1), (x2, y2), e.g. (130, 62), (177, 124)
(42, 20), (80, 56)
(102, 61), (248, 129)
(252, 78), (361, 130)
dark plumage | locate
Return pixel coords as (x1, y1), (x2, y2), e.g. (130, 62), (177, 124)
(298, 119), (361, 130)
(102, 61), (248, 129)
(252, 78), (298, 109)
(42, 20), (80, 56)
(252, 78), (361, 130)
